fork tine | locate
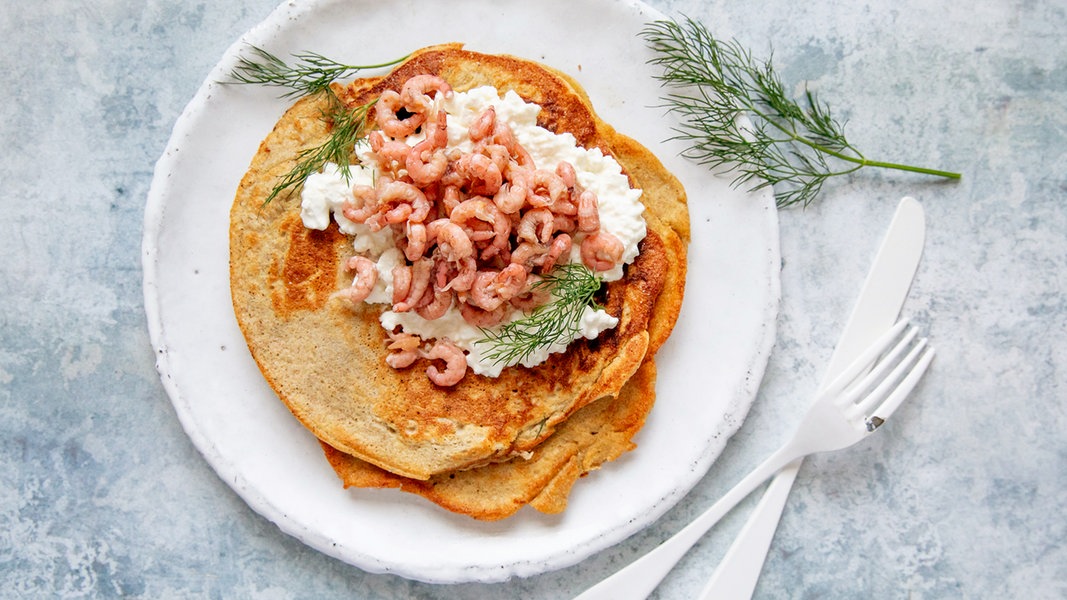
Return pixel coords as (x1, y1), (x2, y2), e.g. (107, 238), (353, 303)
(864, 344), (935, 428)
(824, 319), (910, 398)
(843, 327), (921, 414)
(845, 337), (930, 420)
(836, 326), (921, 405)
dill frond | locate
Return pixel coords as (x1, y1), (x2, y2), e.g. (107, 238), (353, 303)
(477, 264), (605, 366)
(226, 45), (408, 98)
(641, 17), (960, 207)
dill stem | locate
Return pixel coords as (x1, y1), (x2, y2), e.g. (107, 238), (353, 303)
(755, 106), (962, 182)
(852, 158), (961, 179)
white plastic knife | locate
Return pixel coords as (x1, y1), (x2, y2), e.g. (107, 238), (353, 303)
(698, 196), (927, 599)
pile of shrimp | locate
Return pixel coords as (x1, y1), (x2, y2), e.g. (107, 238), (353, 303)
(338, 74), (626, 386)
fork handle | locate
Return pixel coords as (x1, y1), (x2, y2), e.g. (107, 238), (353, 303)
(697, 458), (803, 600)
(574, 446), (799, 600)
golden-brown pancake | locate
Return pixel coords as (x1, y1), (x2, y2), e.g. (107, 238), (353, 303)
(229, 44), (689, 482)
(323, 359), (659, 521)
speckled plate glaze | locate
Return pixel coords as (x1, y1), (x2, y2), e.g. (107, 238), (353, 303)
(142, 0), (780, 584)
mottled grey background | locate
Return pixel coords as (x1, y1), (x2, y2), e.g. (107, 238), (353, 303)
(1, 0), (1063, 598)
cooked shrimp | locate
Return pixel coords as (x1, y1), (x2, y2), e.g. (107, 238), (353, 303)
(426, 218), (474, 261)
(527, 169), (567, 208)
(376, 180), (431, 225)
(493, 163), (529, 214)
(415, 289), (453, 320)
(392, 258), (434, 312)
(403, 221), (428, 262)
(580, 231), (625, 272)
(489, 117), (534, 167)
(385, 332), (423, 369)
(433, 254), (477, 292)
(555, 160), (578, 189)
(406, 140), (448, 186)
(440, 185), (463, 216)
(482, 143), (511, 174)
(449, 197), (510, 251)
(459, 300), (509, 328)
(342, 255), (378, 303)
(459, 152), (503, 196)
(510, 241), (544, 270)
(469, 107), (496, 143)
(517, 207), (556, 245)
(375, 89), (426, 138)
(367, 130), (410, 166)
(424, 339), (467, 387)
(537, 233), (573, 273)
(469, 264), (529, 311)
(553, 213), (578, 235)
(423, 107), (449, 149)
(342, 185), (377, 224)
(576, 190), (600, 233)
(509, 273), (551, 311)
(400, 74), (452, 112)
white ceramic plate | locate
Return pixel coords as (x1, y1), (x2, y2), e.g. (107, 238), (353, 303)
(143, 0), (780, 584)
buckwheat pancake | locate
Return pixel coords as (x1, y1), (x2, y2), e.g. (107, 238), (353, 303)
(323, 359), (659, 521)
(229, 44), (689, 481)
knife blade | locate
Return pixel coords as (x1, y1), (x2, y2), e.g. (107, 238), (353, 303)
(699, 196), (927, 600)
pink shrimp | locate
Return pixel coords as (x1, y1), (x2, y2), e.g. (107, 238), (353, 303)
(459, 300), (509, 328)
(385, 332), (423, 369)
(392, 258), (434, 312)
(580, 231), (624, 272)
(510, 241), (544, 270)
(449, 197), (510, 252)
(536, 233), (573, 273)
(469, 107), (496, 143)
(426, 218), (474, 261)
(480, 143), (511, 175)
(376, 180), (431, 225)
(368, 130), (411, 166)
(489, 118), (534, 167)
(459, 152), (503, 196)
(553, 213), (578, 235)
(493, 163), (529, 214)
(517, 207), (556, 245)
(403, 221), (428, 262)
(527, 169), (567, 208)
(468, 264), (529, 311)
(439, 184), (463, 216)
(509, 273), (551, 311)
(406, 139), (448, 186)
(400, 74), (452, 113)
(433, 254), (477, 293)
(424, 339), (467, 387)
(415, 289), (453, 320)
(342, 185), (377, 224)
(423, 107), (449, 149)
(556, 160), (578, 189)
(576, 190), (600, 233)
(375, 89), (425, 138)
(341, 255), (378, 303)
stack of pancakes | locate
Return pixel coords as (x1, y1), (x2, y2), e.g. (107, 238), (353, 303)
(229, 44), (689, 520)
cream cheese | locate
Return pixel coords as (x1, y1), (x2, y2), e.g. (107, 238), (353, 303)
(299, 85), (644, 376)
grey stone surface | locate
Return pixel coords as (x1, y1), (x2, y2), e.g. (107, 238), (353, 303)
(2, 0), (1063, 597)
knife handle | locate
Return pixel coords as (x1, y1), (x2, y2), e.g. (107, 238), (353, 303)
(696, 458), (803, 599)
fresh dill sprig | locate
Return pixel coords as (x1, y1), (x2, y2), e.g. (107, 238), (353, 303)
(477, 263), (605, 366)
(640, 17), (960, 208)
(227, 45), (407, 98)
(263, 96), (375, 205)
(225, 45), (408, 203)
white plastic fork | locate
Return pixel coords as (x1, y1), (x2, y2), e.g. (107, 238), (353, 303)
(575, 320), (935, 600)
